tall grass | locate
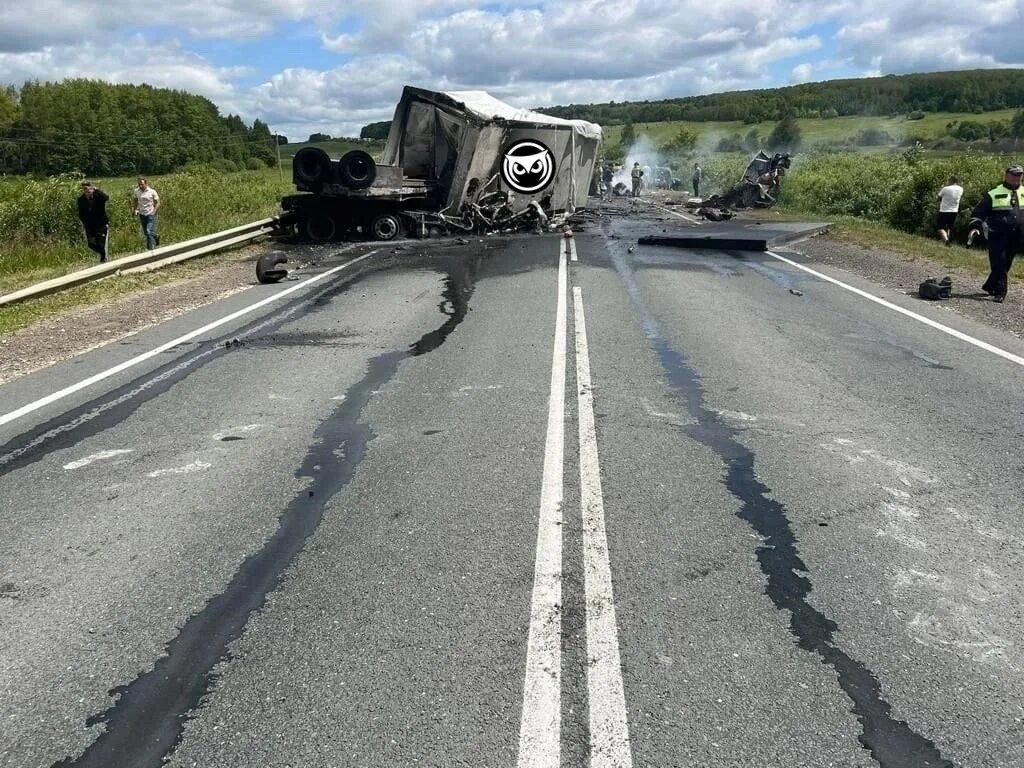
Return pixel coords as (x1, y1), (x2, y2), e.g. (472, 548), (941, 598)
(0, 165), (292, 291)
(780, 150), (1017, 238)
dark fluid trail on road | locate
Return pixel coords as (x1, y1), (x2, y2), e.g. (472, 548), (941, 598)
(607, 239), (956, 768)
(52, 254), (480, 768)
(0, 253), (393, 479)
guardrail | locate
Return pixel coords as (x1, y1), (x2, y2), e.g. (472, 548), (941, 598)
(0, 217), (280, 309)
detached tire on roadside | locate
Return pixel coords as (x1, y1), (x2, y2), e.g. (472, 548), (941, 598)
(256, 252), (289, 284)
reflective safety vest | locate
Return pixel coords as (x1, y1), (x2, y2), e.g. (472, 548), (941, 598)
(988, 184), (1020, 209)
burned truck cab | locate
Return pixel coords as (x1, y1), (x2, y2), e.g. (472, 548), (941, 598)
(280, 86), (602, 242)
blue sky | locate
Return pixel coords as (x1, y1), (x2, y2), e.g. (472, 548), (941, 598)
(1, 1), (1021, 138)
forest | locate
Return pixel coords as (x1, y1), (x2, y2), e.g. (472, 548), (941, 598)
(0, 80), (277, 177)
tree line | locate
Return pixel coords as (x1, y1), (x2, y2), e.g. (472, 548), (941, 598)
(0, 80), (278, 176)
(536, 70), (1024, 126)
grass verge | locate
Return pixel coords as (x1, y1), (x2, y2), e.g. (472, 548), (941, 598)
(0, 247), (255, 336)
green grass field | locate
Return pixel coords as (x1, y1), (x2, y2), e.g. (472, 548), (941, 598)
(0, 166), (291, 294)
(604, 109), (1022, 152)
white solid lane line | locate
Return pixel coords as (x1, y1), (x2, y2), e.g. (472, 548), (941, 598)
(0, 251), (378, 429)
(517, 243), (567, 768)
(568, 237), (578, 262)
(573, 286), (634, 768)
(766, 250), (1024, 368)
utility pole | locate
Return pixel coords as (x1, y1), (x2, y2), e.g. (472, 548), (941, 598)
(274, 133), (284, 182)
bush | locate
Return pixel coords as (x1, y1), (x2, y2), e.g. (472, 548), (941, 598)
(781, 151), (1012, 238)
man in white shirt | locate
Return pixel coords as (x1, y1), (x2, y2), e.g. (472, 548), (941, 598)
(936, 175), (963, 247)
(132, 177), (161, 250)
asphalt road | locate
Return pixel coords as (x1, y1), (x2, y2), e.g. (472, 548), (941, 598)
(1, 203), (1022, 768)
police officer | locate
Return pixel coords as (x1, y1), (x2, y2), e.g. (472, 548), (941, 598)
(969, 164), (1024, 303)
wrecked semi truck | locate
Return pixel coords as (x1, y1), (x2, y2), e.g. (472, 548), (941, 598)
(280, 87), (602, 241)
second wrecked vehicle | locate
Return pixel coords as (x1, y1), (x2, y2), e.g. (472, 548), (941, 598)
(704, 151), (793, 210)
(281, 87), (602, 241)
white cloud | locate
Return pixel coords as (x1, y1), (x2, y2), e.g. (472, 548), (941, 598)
(2, 0), (1024, 139)
(791, 63), (813, 84)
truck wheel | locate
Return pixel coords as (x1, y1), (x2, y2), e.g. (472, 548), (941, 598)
(305, 212), (336, 242)
(293, 147), (333, 186)
(370, 213), (401, 241)
(338, 151), (376, 189)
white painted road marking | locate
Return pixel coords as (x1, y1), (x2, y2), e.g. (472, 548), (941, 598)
(517, 243), (567, 768)
(566, 237), (578, 262)
(573, 286), (634, 768)
(0, 251), (379, 429)
(62, 449), (134, 470)
(766, 250), (1024, 368)
(147, 461), (212, 478)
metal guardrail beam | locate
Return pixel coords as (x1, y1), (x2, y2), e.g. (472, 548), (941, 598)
(0, 217), (278, 309)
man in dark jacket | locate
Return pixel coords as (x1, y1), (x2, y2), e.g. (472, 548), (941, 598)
(968, 164), (1024, 303)
(76, 181), (110, 263)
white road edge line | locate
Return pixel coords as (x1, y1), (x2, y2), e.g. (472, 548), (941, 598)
(766, 250), (1024, 368)
(0, 251), (379, 428)
(517, 242), (567, 768)
(573, 286), (633, 768)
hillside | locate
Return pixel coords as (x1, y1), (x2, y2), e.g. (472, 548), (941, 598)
(538, 69), (1024, 125)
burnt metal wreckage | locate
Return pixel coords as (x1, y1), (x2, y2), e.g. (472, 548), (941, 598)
(277, 87), (602, 243)
(689, 151), (793, 220)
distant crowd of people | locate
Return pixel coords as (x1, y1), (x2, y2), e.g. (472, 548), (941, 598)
(76, 177), (161, 263)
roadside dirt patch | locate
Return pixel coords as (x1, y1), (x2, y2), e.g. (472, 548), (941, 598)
(794, 234), (1024, 340)
(0, 245), (269, 385)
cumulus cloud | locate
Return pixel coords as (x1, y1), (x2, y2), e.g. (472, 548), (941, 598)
(2, 0), (1023, 138)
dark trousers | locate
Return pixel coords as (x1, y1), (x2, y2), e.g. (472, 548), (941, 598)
(982, 230), (1021, 298)
(85, 225), (108, 263)
(693, 180), (700, 196)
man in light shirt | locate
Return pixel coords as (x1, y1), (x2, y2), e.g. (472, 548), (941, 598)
(936, 175), (963, 247)
(132, 177), (161, 250)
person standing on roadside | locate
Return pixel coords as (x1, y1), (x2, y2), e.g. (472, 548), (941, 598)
(968, 164), (1024, 303)
(602, 164), (613, 199)
(692, 163), (704, 197)
(936, 175), (963, 247)
(631, 162), (644, 198)
(131, 177), (161, 250)
(76, 181), (110, 263)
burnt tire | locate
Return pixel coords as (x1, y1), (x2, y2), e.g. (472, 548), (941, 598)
(304, 211), (336, 242)
(293, 147), (333, 186)
(338, 150), (376, 189)
(370, 213), (401, 241)
(256, 252), (289, 284)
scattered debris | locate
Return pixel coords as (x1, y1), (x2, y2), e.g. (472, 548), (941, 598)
(697, 206), (735, 222)
(918, 276), (952, 300)
(703, 152), (793, 210)
(256, 252), (289, 284)
(789, 288), (804, 296)
(638, 234), (768, 252)
(627, 245), (635, 253)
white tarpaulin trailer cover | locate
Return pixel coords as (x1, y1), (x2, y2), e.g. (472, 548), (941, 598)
(382, 86), (602, 215)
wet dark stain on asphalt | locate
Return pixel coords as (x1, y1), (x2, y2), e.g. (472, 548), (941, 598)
(0, 242), (523, 479)
(607, 237), (956, 768)
(51, 253), (482, 768)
